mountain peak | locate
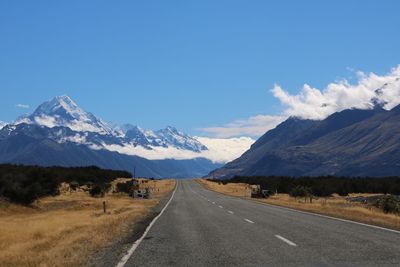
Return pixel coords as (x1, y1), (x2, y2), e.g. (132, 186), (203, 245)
(54, 95), (78, 108)
(54, 94), (74, 102)
(164, 125), (179, 133)
(155, 126), (207, 152)
(120, 124), (142, 134)
(34, 95), (80, 117)
(15, 95), (114, 135)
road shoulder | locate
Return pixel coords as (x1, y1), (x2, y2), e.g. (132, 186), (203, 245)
(196, 179), (400, 232)
(87, 181), (177, 267)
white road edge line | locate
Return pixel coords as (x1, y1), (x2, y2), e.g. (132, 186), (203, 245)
(202, 183), (400, 235)
(260, 202), (400, 235)
(228, 210), (234, 214)
(275, 235), (297, 247)
(244, 218), (255, 224)
(115, 181), (179, 267)
(218, 205), (223, 208)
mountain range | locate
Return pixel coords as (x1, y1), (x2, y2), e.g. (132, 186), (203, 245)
(0, 96), (253, 178)
(210, 105), (400, 178)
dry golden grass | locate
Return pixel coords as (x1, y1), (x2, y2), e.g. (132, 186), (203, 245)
(0, 179), (175, 267)
(196, 178), (256, 198)
(197, 179), (400, 230)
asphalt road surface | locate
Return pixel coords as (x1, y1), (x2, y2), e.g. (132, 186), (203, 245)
(122, 180), (400, 267)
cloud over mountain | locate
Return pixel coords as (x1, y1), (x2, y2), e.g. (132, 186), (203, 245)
(273, 66), (400, 120)
(201, 115), (285, 138)
(203, 66), (400, 138)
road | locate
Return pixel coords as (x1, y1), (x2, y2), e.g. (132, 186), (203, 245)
(122, 180), (400, 266)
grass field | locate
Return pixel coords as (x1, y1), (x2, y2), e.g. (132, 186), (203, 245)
(0, 179), (175, 267)
(197, 179), (400, 230)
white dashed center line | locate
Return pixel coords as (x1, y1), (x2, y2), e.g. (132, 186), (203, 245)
(228, 211), (234, 214)
(244, 219), (255, 224)
(212, 202), (215, 204)
(275, 235), (297, 247)
(218, 205), (223, 209)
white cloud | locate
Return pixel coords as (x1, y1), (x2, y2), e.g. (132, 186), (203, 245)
(202, 65), (400, 138)
(201, 114), (285, 138)
(272, 66), (400, 120)
(15, 104), (30, 109)
(195, 136), (255, 163)
(99, 137), (255, 164)
(33, 115), (57, 128)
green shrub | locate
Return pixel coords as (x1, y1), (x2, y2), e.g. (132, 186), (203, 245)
(69, 181), (80, 190)
(116, 181), (134, 194)
(221, 176), (400, 197)
(89, 183), (111, 197)
(289, 185), (313, 198)
(0, 172), (59, 205)
(0, 164), (131, 205)
(376, 195), (400, 214)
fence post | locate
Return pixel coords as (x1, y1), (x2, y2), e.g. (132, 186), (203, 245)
(103, 201), (106, 213)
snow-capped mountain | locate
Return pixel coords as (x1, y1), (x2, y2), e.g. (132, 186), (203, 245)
(13, 96), (210, 154)
(121, 124), (207, 152)
(0, 121), (6, 130)
(15, 95), (117, 135)
(156, 126), (207, 152)
(4, 95), (253, 168)
(0, 95), (255, 177)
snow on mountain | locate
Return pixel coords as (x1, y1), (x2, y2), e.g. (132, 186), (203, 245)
(123, 125), (162, 147)
(6, 95), (253, 163)
(101, 136), (254, 163)
(155, 126), (207, 152)
(120, 124), (207, 152)
(0, 121), (7, 130)
(15, 95), (117, 135)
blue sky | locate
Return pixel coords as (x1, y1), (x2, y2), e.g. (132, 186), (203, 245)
(1, 0), (400, 137)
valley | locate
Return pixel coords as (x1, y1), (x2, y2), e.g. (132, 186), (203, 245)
(2, 2), (400, 266)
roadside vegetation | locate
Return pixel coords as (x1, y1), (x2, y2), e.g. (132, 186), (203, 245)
(226, 175), (400, 196)
(0, 164), (176, 267)
(0, 164), (132, 205)
(198, 177), (400, 230)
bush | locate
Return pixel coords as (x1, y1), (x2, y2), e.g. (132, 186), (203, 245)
(0, 164), (132, 205)
(89, 183), (111, 197)
(116, 181), (134, 194)
(219, 175), (400, 197)
(376, 195), (400, 214)
(0, 172), (59, 205)
(289, 186), (313, 198)
(69, 181), (80, 190)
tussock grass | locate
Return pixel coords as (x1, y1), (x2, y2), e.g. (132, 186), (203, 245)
(0, 179), (175, 267)
(197, 179), (400, 230)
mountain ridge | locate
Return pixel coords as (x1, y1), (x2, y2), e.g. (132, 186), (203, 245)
(210, 105), (400, 178)
(0, 95), (252, 177)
